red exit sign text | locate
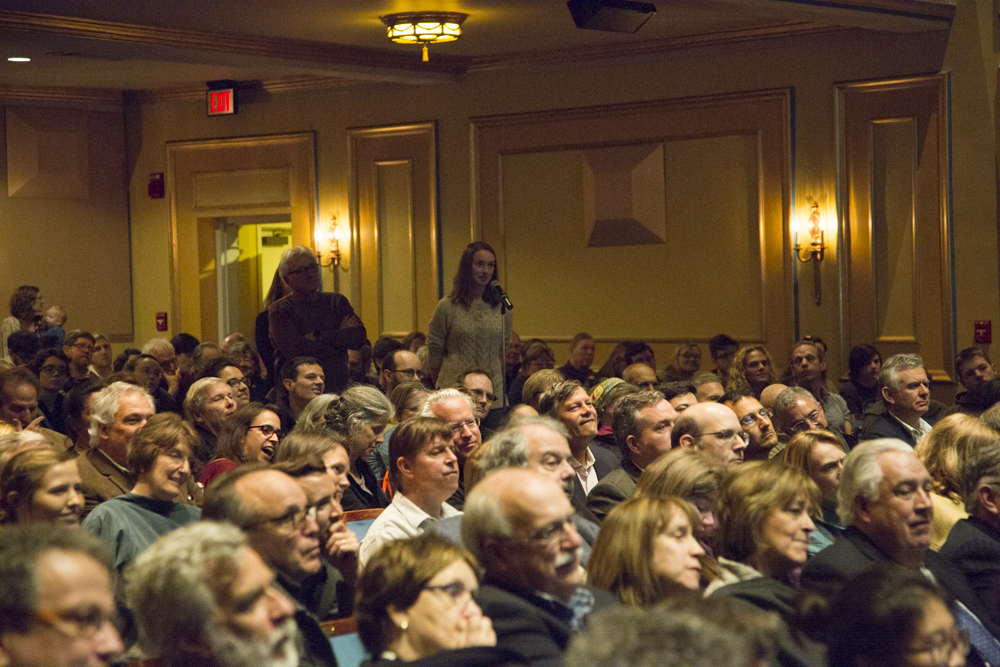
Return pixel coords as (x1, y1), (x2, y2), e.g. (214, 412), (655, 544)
(207, 88), (236, 116)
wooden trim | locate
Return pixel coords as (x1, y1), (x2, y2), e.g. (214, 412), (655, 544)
(344, 508), (384, 522)
(137, 75), (364, 104)
(0, 85), (122, 109)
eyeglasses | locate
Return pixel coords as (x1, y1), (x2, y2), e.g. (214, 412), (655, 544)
(469, 388), (497, 402)
(739, 408), (772, 427)
(40, 365), (67, 375)
(448, 417), (479, 435)
(286, 264), (319, 276)
(249, 424), (283, 439)
(225, 377), (250, 389)
(703, 429), (749, 444)
(909, 628), (970, 667)
(257, 504), (318, 531)
(393, 368), (425, 380)
(35, 606), (118, 640)
(531, 517), (576, 543)
(423, 580), (477, 607)
(788, 411), (823, 433)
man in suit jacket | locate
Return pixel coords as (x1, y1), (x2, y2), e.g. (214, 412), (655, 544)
(858, 353), (933, 446)
(587, 391), (677, 522)
(462, 469), (616, 666)
(940, 441), (1000, 630)
(801, 439), (1000, 644)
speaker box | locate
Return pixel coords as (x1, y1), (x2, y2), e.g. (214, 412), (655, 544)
(567, 0), (657, 33)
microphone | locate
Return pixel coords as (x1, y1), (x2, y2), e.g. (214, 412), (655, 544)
(490, 280), (513, 310)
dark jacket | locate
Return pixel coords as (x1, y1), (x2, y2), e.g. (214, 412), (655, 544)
(341, 460), (390, 511)
(940, 517), (1000, 632)
(585, 458), (642, 523)
(360, 647), (526, 667)
(570, 444), (620, 525)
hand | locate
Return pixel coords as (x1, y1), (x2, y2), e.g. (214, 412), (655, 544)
(10, 416), (44, 432)
(322, 520), (359, 581)
(461, 614), (496, 648)
(164, 367), (180, 395)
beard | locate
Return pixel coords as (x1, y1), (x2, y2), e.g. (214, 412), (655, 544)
(206, 617), (299, 667)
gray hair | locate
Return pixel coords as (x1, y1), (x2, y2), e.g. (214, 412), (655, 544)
(184, 377), (228, 423)
(292, 393), (339, 434)
(460, 485), (514, 566)
(418, 387), (474, 418)
(277, 245), (316, 278)
(478, 416), (569, 477)
(324, 384), (394, 438)
(879, 353), (927, 395)
(772, 386), (816, 430)
(89, 381), (154, 447)
(613, 390), (665, 456)
(126, 521), (247, 660)
(141, 337), (174, 358)
(838, 438), (916, 525)
(961, 442), (1000, 512)
(691, 372), (723, 390)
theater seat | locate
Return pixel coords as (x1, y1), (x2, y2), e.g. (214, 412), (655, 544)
(344, 508), (384, 542)
(322, 617), (369, 667)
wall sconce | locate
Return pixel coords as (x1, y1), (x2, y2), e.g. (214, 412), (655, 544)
(794, 202), (827, 306)
(316, 215), (348, 273)
(379, 12), (468, 62)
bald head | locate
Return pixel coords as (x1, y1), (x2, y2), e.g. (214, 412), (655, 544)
(221, 332), (244, 353)
(622, 363), (657, 391)
(671, 401), (746, 469)
(758, 383), (787, 410)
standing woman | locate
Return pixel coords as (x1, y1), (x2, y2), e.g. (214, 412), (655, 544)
(1, 285), (43, 363)
(428, 242), (512, 410)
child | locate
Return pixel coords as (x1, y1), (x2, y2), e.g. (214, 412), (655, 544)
(38, 305), (66, 348)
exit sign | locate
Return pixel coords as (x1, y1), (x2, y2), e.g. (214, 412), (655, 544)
(207, 88), (236, 116)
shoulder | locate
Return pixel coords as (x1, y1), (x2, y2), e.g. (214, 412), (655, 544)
(590, 445), (620, 470)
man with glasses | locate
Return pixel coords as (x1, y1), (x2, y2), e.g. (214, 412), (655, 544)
(63, 330), (100, 391)
(724, 392), (779, 461)
(379, 348), (423, 396)
(419, 388), (482, 510)
(671, 401), (747, 469)
(461, 368), (497, 433)
(269, 245), (367, 394)
(202, 464), (339, 666)
(770, 386), (832, 460)
(859, 353), (933, 447)
(0, 524), (124, 667)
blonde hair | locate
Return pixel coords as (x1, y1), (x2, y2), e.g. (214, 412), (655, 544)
(0, 448), (74, 524)
(588, 496), (702, 606)
(522, 369), (565, 411)
(716, 461), (820, 563)
(636, 447), (723, 504)
(915, 413), (1000, 499)
(781, 430), (846, 473)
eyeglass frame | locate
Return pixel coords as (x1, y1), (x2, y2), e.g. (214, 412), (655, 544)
(248, 424), (283, 439)
(738, 408), (773, 427)
(701, 429), (749, 444)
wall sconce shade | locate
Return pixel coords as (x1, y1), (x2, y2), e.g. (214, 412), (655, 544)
(317, 215), (348, 273)
(379, 12), (468, 61)
(794, 202), (828, 306)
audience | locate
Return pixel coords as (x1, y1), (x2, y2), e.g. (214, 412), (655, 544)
(6, 331), (40, 367)
(509, 342), (556, 405)
(660, 380), (698, 413)
(278, 355), (326, 432)
(63, 330), (100, 390)
(293, 393), (338, 434)
(636, 447), (724, 543)
(521, 368), (565, 412)
(0, 447), (84, 525)
(788, 339), (852, 435)
(709, 333), (740, 387)
(780, 429), (847, 555)
(621, 363), (657, 390)
(369, 380), (429, 483)
(671, 401), (746, 469)
(191, 341), (223, 377)
(323, 384), (394, 510)
(691, 372), (725, 403)
(228, 340), (272, 402)
(28, 347), (69, 434)
(840, 344), (882, 420)
(64, 379), (104, 455)
(1, 285), (42, 363)
(418, 387), (483, 510)
(200, 355), (251, 408)
(200, 401), (283, 485)
(141, 337), (180, 398)
(380, 348), (423, 396)
(126, 353), (178, 414)
(724, 391), (778, 460)
(559, 333), (597, 388)
(663, 342), (702, 383)
(273, 430), (352, 500)
(859, 353), (934, 445)
(183, 376), (237, 470)
(727, 345), (776, 398)
(90, 333), (114, 379)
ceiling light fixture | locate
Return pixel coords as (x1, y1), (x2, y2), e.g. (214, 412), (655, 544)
(7, 57), (31, 62)
(379, 12), (468, 62)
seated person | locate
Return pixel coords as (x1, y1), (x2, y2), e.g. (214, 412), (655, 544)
(322, 384), (394, 510)
(125, 354), (178, 414)
(82, 413), (201, 572)
(859, 353), (934, 445)
(199, 355), (252, 408)
(368, 381), (429, 485)
(0, 447), (84, 526)
(660, 380), (698, 414)
(360, 417), (462, 567)
(183, 376), (237, 471)
(273, 430), (352, 501)
(228, 340), (273, 403)
(780, 430), (847, 555)
(28, 347), (70, 434)
(636, 446), (725, 549)
(840, 344), (882, 420)
(199, 402), (283, 486)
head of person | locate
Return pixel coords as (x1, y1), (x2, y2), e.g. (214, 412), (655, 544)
(184, 377), (237, 437)
(781, 430), (848, 512)
(505, 331), (522, 369)
(758, 383), (788, 411)
(539, 381), (597, 450)
(623, 341), (656, 370)
(380, 349), (423, 395)
(568, 333), (595, 370)
(0, 523), (123, 667)
(622, 363), (657, 391)
(125, 354), (164, 395)
(961, 442), (1000, 529)
(170, 333), (200, 375)
(390, 381), (429, 424)
(127, 413), (195, 501)
(216, 402), (283, 466)
(272, 431), (351, 499)
(348, 342), (373, 383)
(587, 496), (705, 606)
(356, 534), (489, 662)
(141, 337), (177, 376)
(277, 245), (321, 296)
(28, 348), (69, 394)
(671, 401), (746, 469)
(127, 521), (297, 667)
(401, 331), (426, 353)
(0, 367), (41, 429)
(8, 286), (42, 323)
(270, 456), (341, 540)
(280, 356), (324, 411)
(220, 333), (243, 354)
(729, 345), (775, 394)
(0, 449), (84, 526)
(44, 306), (65, 328)
(724, 392), (778, 459)
(292, 393), (338, 434)
(372, 337), (405, 375)
(192, 342), (223, 377)
(520, 342), (556, 378)
(200, 355), (251, 407)
(709, 334), (740, 375)
(7, 332), (40, 367)
(64, 380), (104, 446)
(914, 414), (1000, 502)
(660, 381), (698, 414)
(716, 461), (820, 579)
(0, 432), (48, 474)
(62, 331), (95, 370)
(692, 372), (725, 403)
(849, 344), (883, 390)
(418, 388), (480, 462)
(637, 446), (725, 539)
(460, 369), (495, 421)
(89, 382), (155, 464)
(772, 386), (827, 437)
(462, 469), (583, 601)
(613, 391), (677, 469)
(826, 568), (967, 667)
(522, 369), (565, 411)
(955, 347), (996, 394)
(789, 340), (827, 388)
(672, 342), (702, 376)
(452, 241), (500, 307)
(390, 417), (459, 502)
(227, 341), (261, 380)
(202, 466), (322, 585)
(323, 384), (394, 463)
(111, 348), (141, 373)
(839, 439), (934, 568)
(880, 354), (931, 421)
(478, 416), (575, 498)
(91, 334), (112, 370)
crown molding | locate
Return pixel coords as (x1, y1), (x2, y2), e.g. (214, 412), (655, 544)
(136, 75), (365, 104)
(0, 85), (122, 110)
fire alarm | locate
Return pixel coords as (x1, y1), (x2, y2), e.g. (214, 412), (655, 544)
(156, 312), (168, 332)
(975, 320), (992, 344)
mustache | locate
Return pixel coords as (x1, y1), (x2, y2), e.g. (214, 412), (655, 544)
(554, 546), (582, 569)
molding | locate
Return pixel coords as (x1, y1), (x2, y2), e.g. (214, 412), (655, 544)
(137, 75), (365, 103)
(0, 85), (122, 109)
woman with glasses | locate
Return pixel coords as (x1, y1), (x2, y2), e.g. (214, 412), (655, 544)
(29, 347), (70, 434)
(82, 413), (201, 573)
(199, 402), (283, 486)
(0, 448), (85, 525)
(356, 533), (514, 666)
(428, 242), (512, 412)
(199, 355), (251, 408)
(323, 384), (394, 511)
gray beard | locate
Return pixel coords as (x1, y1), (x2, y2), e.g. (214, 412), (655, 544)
(206, 617), (299, 667)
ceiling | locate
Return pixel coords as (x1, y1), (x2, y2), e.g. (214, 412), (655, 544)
(0, 0), (954, 96)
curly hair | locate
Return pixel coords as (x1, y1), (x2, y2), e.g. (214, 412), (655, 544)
(8, 286), (39, 321)
(726, 345), (775, 397)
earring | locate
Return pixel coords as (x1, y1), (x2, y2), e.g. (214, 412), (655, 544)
(400, 620), (408, 631)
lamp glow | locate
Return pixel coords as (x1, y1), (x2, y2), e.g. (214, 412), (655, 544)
(380, 12), (468, 61)
(7, 57), (30, 62)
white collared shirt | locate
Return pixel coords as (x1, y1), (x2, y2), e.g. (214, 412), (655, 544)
(571, 447), (598, 495)
(359, 493), (461, 567)
(889, 411), (932, 445)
